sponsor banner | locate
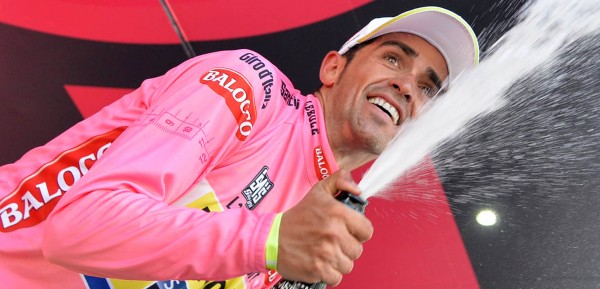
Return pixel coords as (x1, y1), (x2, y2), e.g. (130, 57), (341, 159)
(239, 52), (275, 109)
(200, 68), (257, 141)
(313, 147), (331, 180)
(0, 127), (125, 232)
(280, 82), (299, 109)
(304, 100), (319, 135)
(242, 166), (274, 210)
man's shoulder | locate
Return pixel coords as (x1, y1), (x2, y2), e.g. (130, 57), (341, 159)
(194, 49), (303, 110)
(191, 49), (279, 71)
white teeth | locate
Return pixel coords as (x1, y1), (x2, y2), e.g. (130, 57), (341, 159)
(368, 97), (400, 125)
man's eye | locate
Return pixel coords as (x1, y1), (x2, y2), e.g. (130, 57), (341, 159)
(421, 86), (436, 98)
(384, 54), (399, 66)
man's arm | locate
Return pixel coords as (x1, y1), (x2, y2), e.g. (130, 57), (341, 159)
(42, 50), (277, 280)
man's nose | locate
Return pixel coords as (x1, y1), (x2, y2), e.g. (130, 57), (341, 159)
(389, 77), (424, 117)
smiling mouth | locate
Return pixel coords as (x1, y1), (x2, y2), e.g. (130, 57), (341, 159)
(368, 97), (400, 125)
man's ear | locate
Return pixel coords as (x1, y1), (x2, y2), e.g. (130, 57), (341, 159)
(319, 51), (345, 87)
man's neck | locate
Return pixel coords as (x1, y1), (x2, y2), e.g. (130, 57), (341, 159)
(314, 90), (378, 171)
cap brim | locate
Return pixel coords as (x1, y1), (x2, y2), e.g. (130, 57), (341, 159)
(339, 6), (479, 84)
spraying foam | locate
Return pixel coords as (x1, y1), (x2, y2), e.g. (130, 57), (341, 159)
(358, 0), (600, 200)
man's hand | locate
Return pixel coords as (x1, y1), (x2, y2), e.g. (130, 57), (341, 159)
(277, 169), (374, 287)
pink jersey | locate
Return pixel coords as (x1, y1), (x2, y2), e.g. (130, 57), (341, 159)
(0, 49), (338, 289)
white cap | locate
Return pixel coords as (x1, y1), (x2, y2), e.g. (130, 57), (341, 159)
(338, 6), (479, 84)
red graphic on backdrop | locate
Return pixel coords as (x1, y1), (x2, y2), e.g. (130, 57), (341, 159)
(65, 85), (135, 118)
(0, 0), (372, 44)
(345, 160), (479, 288)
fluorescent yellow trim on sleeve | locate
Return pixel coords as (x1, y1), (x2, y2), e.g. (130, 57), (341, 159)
(265, 213), (283, 270)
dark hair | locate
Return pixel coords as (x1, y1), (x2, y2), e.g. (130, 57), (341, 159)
(341, 38), (377, 64)
(315, 37), (377, 92)
(333, 38), (378, 83)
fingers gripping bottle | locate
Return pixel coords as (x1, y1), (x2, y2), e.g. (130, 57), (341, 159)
(273, 192), (368, 289)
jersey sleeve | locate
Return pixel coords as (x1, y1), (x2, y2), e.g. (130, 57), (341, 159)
(42, 50), (281, 281)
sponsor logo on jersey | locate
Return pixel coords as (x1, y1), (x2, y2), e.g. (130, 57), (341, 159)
(280, 81), (299, 109)
(0, 127), (125, 232)
(304, 100), (319, 135)
(246, 270), (281, 288)
(200, 68), (256, 141)
(239, 52), (275, 110)
(313, 146), (331, 180)
(85, 271), (280, 289)
(242, 166), (274, 210)
(84, 275), (240, 289)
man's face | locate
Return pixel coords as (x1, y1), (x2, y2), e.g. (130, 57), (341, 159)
(323, 32), (449, 158)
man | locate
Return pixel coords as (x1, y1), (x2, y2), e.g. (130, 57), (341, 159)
(0, 6), (478, 289)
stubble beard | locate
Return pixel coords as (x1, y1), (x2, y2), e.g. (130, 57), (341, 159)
(352, 117), (390, 156)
